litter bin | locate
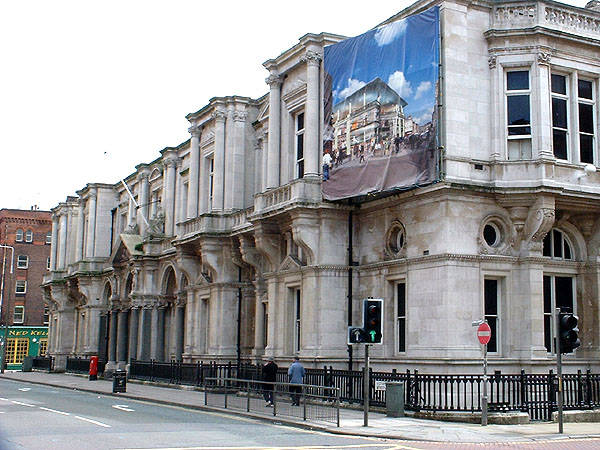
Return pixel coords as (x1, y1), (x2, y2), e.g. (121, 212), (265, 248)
(22, 356), (33, 372)
(386, 382), (405, 417)
(112, 370), (127, 393)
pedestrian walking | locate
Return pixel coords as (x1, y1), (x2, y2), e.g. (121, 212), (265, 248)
(287, 356), (305, 406)
(262, 357), (278, 406)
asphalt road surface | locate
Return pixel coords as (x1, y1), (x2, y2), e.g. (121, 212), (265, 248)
(1, 379), (598, 450)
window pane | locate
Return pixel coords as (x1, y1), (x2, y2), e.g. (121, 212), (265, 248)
(543, 275), (552, 313)
(397, 283), (405, 317)
(579, 103), (594, 134)
(553, 130), (568, 159)
(298, 160), (304, 178)
(484, 279), (498, 316)
(552, 98), (568, 128)
(507, 95), (530, 127)
(543, 232), (552, 256)
(551, 74), (566, 95)
(580, 135), (594, 164)
(508, 126), (531, 136)
(553, 230), (563, 258)
(507, 71), (529, 90)
(398, 318), (406, 352)
(544, 315), (552, 352)
(297, 113), (304, 131)
(555, 276), (573, 310)
(564, 239), (572, 260)
(297, 134), (304, 159)
(486, 317), (497, 353)
(578, 79), (593, 100)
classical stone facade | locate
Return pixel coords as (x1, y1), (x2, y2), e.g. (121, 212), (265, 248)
(44, 0), (600, 374)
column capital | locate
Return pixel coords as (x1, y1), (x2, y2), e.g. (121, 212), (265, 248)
(233, 111), (248, 122)
(162, 155), (180, 169)
(488, 55), (497, 70)
(188, 124), (203, 138)
(212, 109), (227, 123)
(265, 73), (283, 87)
(302, 50), (322, 67)
(537, 51), (552, 66)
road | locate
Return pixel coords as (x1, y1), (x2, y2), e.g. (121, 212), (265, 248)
(1, 378), (599, 450)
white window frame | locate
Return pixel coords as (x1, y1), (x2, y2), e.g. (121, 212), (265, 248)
(208, 157), (215, 207)
(13, 306), (24, 324)
(577, 76), (596, 165)
(505, 69), (532, 160)
(46, 257), (51, 270)
(551, 72), (570, 161)
(483, 278), (502, 354)
(295, 112), (305, 178)
(543, 274), (576, 354)
(15, 229), (23, 242)
(43, 305), (50, 325)
(15, 280), (27, 294)
(16, 255), (29, 269)
(25, 229), (33, 243)
(543, 228), (574, 260)
(45, 232), (52, 244)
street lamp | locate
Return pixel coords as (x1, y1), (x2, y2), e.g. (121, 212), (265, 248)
(0, 244), (14, 373)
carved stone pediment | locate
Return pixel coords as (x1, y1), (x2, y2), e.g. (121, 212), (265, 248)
(279, 255), (303, 272)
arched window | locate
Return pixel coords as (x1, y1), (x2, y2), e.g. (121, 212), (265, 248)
(543, 229), (573, 260)
(15, 229), (23, 242)
(25, 230), (33, 243)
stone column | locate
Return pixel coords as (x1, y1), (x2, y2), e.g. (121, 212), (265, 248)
(138, 306), (152, 360)
(187, 125), (202, 218)
(108, 310), (118, 363)
(253, 289), (266, 356)
(85, 190), (97, 258)
(156, 306), (166, 361)
(50, 216), (59, 270)
(58, 213), (68, 269)
(84, 306), (102, 355)
(175, 160), (186, 234)
(128, 307), (139, 361)
(184, 289), (194, 356)
(75, 200), (85, 261)
(535, 51), (553, 158)
(212, 110), (227, 211)
(117, 309), (129, 363)
(266, 73), (282, 188)
(138, 167), (150, 235)
(162, 151), (179, 236)
(174, 303), (185, 361)
(303, 50), (322, 177)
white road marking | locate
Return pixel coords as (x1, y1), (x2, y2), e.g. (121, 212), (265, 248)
(18, 387), (31, 391)
(0, 397), (8, 401)
(112, 404), (135, 412)
(39, 406), (70, 416)
(74, 415), (111, 428)
(11, 400), (35, 407)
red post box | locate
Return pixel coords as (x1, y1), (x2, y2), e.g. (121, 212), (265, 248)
(89, 356), (99, 381)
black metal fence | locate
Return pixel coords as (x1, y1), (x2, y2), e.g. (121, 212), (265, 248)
(65, 357), (106, 376)
(128, 360), (600, 421)
(32, 356), (53, 372)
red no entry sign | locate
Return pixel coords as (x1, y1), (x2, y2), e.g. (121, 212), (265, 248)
(477, 322), (491, 345)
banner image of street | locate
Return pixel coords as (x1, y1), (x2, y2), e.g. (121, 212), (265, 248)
(322, 7), (440, 201)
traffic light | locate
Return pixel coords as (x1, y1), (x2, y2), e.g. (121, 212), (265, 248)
(558, 310), (580, 354)
(363, 299), (383, 344)
(348, 327), (367, 344)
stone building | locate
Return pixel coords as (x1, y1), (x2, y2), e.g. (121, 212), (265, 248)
(44, 0), (600, 375)
(0, 208), (52, 328)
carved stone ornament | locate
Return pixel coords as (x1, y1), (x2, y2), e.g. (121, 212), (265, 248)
(537, 51), (552, 65)
(265, 73), (283, 87)
(530, 208), (556, 242)
(233, 111), (248, 122)
(302, 50), (322, 66)
(188, 124), (202, 138)
(488, 56), (497, 69)
(145, 208), (165, 239)
(123, 218), (139, 235)
(212, 110), (227, 122)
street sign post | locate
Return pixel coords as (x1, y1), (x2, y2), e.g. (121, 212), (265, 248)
(475, 321), (491, 426)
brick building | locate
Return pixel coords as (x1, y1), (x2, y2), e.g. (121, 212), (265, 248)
(0, 209), (52, 327)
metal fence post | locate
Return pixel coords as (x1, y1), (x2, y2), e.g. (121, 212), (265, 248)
(225, 381), (228, 409)
(204, 381), (207, 406)
(303, 385), (307, 421)
(520, 369), (527, 413)
(336, 387), (340, 427)
(247, 380), (251, 412)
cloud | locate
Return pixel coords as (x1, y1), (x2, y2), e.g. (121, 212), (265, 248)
(374, 19), (407, 46)
(412, 106), (434, 125)
(387, 71), (412, 98)
(414, 81), (432, 100)
(334, 78), (367, 100)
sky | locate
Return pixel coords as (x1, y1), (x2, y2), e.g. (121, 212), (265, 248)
(0, 0), (591, 211)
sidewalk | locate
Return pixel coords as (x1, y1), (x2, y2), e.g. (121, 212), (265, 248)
(1, 371), (598, 443)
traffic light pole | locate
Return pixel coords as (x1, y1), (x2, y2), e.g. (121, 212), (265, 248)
(555, 307), (563, 434)
(363, 344), (369, 427)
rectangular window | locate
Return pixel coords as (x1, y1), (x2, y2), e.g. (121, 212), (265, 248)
(543, 275), (575, 353)
(294, 289), (301, 353)
(17, 255), (29, 269)
(506, 70), (532, 160)
(208, 157), (214, 206)
(13, 305), (25, 324)
(43, 305), (50, 325)
(38, 339), (48, 356)
(15, 229), (23, 242)
(296, 112), (305, 178)
(484, 279), (499, 353)
(578, 78), (595, 164)
(396, 282), (406, 353)
(15, 280), (27, 294)
(45, 232), (52, 245)
(262, 302), (268, 350)
(6, 338), (29, 364)
(551, 74), (569, 160)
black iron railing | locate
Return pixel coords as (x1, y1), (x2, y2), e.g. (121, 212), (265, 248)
(32, 356), (53, 372)
(65, 357), (106, 375)
(126, 360), (600, 421)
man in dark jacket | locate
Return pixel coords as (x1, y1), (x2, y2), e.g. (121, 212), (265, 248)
(262, 357), (278, 406)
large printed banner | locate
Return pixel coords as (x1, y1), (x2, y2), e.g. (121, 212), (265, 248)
(322, 7), (440, 201)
